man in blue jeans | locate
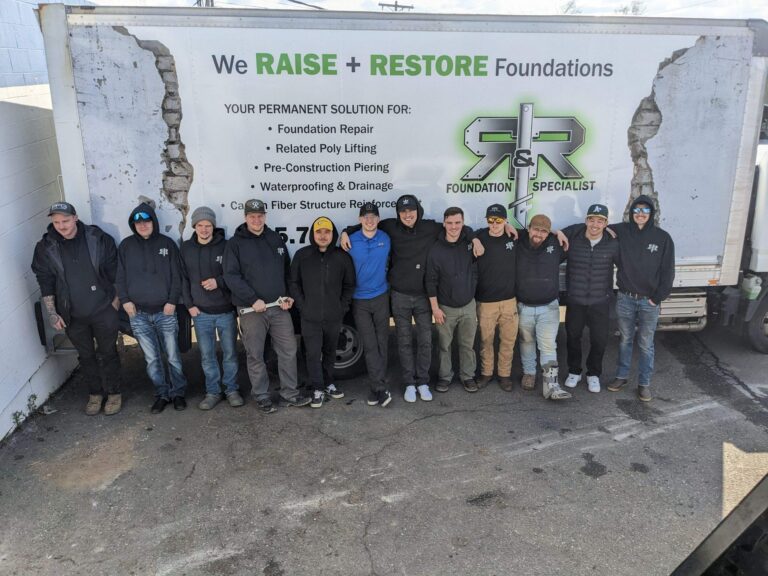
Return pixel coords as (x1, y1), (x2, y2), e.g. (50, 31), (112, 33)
(606, 195), (675, 402)
(117, 202), (188, 414)
(181, 206), (242, 410)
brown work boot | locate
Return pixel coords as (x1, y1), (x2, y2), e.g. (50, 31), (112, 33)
(85, 395), (103, 416)
(521, 374), (536, 391)
(498, 376), (513, 392)
(103, 394), (122, 416)
(476, 374), (493, 389)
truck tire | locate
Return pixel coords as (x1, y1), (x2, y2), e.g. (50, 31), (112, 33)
(177, 305), (193, 354)
(746, 296), (768, 354)
(334, 321), (365, 379)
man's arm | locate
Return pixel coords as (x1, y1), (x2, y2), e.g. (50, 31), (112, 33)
(340, 253), (356, 314)
(288, 255), (305, 311)
(425, 249), (446, 324)
(652, 235), (675, 304)
(164, 241), (182, 315)
(221, 241), (259, 306)
(179, 246), (198, 316)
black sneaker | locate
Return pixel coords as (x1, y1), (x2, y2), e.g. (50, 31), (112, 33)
(607, 378), (628, 392)
(435, 380), (451, 393)
(151, 397), (169, 414)
(367, 390), (379, 406)
(638, 386), (652, 402)
(256, 398), (277, 414)
(310, 390), (325, 409)
(325, 384), (344, 399)
(377, 390), (392, 407)
(172, 396), (187, 411)
(283, 394), (311, 407)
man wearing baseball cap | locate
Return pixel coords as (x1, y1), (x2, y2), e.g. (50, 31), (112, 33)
(32, 202), (123, 415)
(290, 216), (356, 408)
(561, 204), (619, 394)
(223, 199), (311, 413)
(181, 206), (242, 410)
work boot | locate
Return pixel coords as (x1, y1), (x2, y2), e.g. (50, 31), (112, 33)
(521, 374), (536, 391)
(198, 394), (222, 411)
(476, 374), (493, 389)
(463, 378), (479, 393)
(607, 378), (628, 392)
(226, 391), (244, 407)
(103, 394), (122, 416)
(542, 362), (571, 400)
(638, 385), (652, 402)
(498, 376), (513, 392)
(85, 394), (103, 416)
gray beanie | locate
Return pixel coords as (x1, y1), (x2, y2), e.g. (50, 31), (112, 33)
(191, 206), (217, 228)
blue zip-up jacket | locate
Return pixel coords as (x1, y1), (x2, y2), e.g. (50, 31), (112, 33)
(348, 228), (390, 300)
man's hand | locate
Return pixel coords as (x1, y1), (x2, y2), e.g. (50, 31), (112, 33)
(556, 230), (570, 251)
(504, 223), (519, 240)
(188, 306), (200, 317)
(123, 302), (137, 318)
(201, 278), (218, 291)
(605, 227), (617, 239)
(472, 237), (485, 258)
(432, 307), (446, 325)
(340, 231), (351, 252)
(111, 296), (120, 311)
(649, 299), (657, 306)
(48, 313), (66, 331)
(252, 299), (267, 313)
(163, 303), (176, 316)
(279, 297), (294, 311)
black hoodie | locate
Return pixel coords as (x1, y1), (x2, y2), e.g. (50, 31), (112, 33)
(425, 228), (478, 308)
(610, 194), (675, 303)
(116, 202), (182, 313)
(515, 228), (567, 306)
(180, 228), (233, 314)
(290, 217), (356, 323)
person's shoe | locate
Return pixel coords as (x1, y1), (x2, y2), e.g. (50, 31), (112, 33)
(417, 384), (433, 402)
(283, 394), (311, 407)
(367, 390), (380, 406)
(198, 394), (222, 411)
(638, 386), (652, 402)
(256, 398), (277, 414)
(151, 397), (169, 414)
(226, 391), (245, 407)
(545, 383), (572, 400)
(607, 378), (628, 392)
(377, 390), (392, 407)
(404, 385), (417, 403)
(564, 373), (581, 388)
(463, 378), (479, 393)
(477, 374), (493, 389)
(103, 394), (122, 416)
(435, 380), (451, 393)
(85, 394), (103, 416)
(325, 384), (344, 399)
(498, 376), (513, 392)
(587, 376), (601, 393)
(521, 374), (536, 391)
(310, 390), (325, 409)
(173, 396), (187, 411)
(542, 362), (570, 400)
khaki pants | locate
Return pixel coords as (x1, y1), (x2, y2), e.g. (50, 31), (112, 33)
(477, 298), (518, 378)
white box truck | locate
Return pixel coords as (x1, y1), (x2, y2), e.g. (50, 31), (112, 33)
(36, 5), (768, 370)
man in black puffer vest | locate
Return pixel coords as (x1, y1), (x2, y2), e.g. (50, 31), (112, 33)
(561, 204), (619, 394)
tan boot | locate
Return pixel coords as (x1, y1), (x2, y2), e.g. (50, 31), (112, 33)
(104, 394), (122, 416)
(85, 395), (103, 416)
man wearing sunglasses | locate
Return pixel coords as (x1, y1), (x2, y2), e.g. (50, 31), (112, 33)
(117, 202), (188, 414)
(606, 195), (675, 402)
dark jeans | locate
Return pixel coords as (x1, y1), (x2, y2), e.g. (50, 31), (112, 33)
(353, 292), (389, 392)
(301, 317), (341, 391)
(66, 305), (122, 395)
(565, 301), (610, 377)
(129, 310), (187, 399)
(390, 290), (432, 386)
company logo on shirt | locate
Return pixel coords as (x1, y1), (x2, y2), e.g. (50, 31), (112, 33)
(546, 246), (555, 254)
(216, 255), (223, 264)
(277, 247), (285, 256)
(647, 243), (659, 254)
(505, 241), (514, 250)
(158, 248), (168, 257)
(467, 243), (472, 251)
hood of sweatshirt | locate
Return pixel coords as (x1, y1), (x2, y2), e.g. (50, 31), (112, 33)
(395, 194), (423, 231)
(128, 202), (160, 239)
(629, 194), (656, 232)
(308, 216), (339, 249)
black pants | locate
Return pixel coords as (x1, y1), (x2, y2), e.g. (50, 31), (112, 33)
(353, 293), (390, 392)
(390, 290), (432, 387)
(66, 305), (122, 394)
(301, 317), (341, 391)
(565, 301), (609, 377)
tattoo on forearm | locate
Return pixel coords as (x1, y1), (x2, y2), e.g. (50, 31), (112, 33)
(43, 296), (57, 315)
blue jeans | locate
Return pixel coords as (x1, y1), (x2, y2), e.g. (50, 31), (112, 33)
(616, 292), (660, 386)
(518, 300), (560, 375)
(129, 311), (188, 399)
(194, 311), (239, 395)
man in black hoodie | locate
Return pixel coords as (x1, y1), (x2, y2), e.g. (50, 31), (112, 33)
(117, 202), (188, 414)
(181, 206), (241, 411)
(32, 202), (123, 416)
(222, 199), (311, 413)
(606, 195), (675, 402)
(290, 216), (356, 409)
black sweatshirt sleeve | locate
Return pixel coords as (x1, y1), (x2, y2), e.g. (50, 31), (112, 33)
(31, 241), (56, 298)
(340, 252), (356, 313)
(289, 254), (305, 311)
(653, 234), (675, 303)
(222, 241), (259, 305)
(168, 241), (183, 305)
(116, 243), (130, 305)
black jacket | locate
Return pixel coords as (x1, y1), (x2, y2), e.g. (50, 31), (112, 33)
(31, 221), (118, 324)
(290, 217), (356, 323)
(563, 224), (619, 306)
(425, 228), (478, 308)
(180, 228), (233, 314)
(611, 195), (675, 302)
(116, 202), (182, 313)
(222, 223), (291, 307)
(515, 229), (567, 306)
(475, 228), (517, 303)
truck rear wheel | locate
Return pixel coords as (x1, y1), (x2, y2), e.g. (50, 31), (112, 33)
(334, 322), (365, 379)
(746, 296), (768, 354)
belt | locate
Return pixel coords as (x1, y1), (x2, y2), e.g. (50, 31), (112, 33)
(620, 290), (648, 300)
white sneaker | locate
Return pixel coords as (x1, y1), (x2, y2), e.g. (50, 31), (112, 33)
(404, 385), (417, 403)
(417, 384), (433, 402)
(587, 376), (601, 393)
(564, 373), (581, 388)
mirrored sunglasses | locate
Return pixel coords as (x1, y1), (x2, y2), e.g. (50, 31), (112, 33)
(133, 211), (151, 222)
(632, 207), (652, 214)
(487, 217), (505, 224)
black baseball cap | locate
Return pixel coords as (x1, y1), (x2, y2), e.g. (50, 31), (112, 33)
(244, 199), (267, 214)
(485, 204), (507, 219)
(48, 202), (76, 216)
(587, 204), (608, 220)
(359, 202), (379, 217)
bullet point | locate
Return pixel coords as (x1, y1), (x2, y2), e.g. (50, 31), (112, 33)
(268, 127), (272, 131)
(266, 147), (270, 150)
(251, 185), (255, 189)
(254, 166), (258, 170)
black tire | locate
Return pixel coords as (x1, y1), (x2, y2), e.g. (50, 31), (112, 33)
(333, 321), (365, 379)
(746, 295), (768, 354)
(177, 305), (193, 353)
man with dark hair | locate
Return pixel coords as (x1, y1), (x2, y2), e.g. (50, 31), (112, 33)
(290, 216), (356, 409)
(223, 199), (311, 413)
(32, 202), (123, 415)
(607, 195), (675, 402)
(181, 206), (242, 411)
(117, 202), (188, 414)
(426, 207), (479, 393)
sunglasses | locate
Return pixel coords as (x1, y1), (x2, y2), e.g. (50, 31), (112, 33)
(133, 212), (152, 222)
(632, 207), (652, 214)
(487, 217), (505, 224)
